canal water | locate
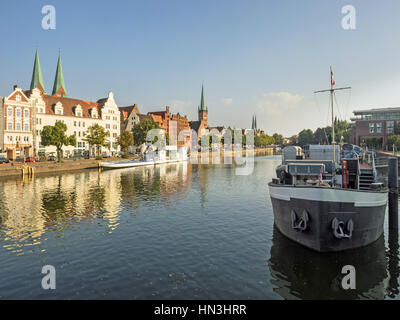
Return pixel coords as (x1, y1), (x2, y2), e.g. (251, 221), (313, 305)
(0, 156), (399, 299)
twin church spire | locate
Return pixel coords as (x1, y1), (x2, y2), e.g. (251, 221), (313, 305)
(30, 50), (67, 97)
(251, 114), (258, 131)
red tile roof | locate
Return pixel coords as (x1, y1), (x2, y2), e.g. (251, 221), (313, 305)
(41, 95), (99, 118)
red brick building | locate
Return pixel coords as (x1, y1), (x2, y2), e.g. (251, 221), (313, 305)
(350, 107), (400, 149)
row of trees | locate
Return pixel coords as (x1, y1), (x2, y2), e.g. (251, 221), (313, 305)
(41, 121), (113, 160)
(41, 119), (161, 161)
(41, 119), (290, 162)
(288, 120), (350, 147)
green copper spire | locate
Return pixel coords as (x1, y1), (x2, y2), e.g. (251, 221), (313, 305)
(52, 54), (67, 97)
(30, 50), (45, 92)
(199, 84), (207, 111)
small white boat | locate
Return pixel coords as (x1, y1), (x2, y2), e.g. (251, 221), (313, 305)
(100, 146), (188, 169)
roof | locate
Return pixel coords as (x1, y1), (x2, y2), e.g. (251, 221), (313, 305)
(189, 121), (202, 132)
(199, 85), (207, 111)
(42, 94), (99, 117)
(137, 114), (153, 122)
(52, 55), (67, 97)
(353, 107), (400, 115)
(30, 50), (45, 93)
(119, 105), (140, 121)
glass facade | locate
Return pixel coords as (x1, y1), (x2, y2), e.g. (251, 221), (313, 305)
(354, 110), (400, 120)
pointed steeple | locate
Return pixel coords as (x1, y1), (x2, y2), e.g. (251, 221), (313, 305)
(199, 84), (207, 111)
(254, 115), (257, 131)
(30, 50), (45, 93)
(251, 115), (255, 129)
(52, 53), (67, 97)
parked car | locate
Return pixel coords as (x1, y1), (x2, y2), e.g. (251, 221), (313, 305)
(0, 156), (9, 164)
(48, 155), (56, 161)
(14, 157), (25, 163)
(25, 157), (36, 163)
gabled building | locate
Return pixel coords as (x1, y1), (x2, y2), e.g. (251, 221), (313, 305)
(119, 104), (140, 133)
(148, 106), (191, 146)
(0, 50), (121, 159)
(0, 86), (34, 159)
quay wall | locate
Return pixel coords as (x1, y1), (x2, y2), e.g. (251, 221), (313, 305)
(0, 147), (277, 178)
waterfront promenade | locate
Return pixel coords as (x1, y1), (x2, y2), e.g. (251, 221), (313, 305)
(0, 147), (275, 178)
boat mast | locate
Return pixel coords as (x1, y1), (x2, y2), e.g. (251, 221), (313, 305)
(330, 66), (335, 164)
(314, 67), (351, 180)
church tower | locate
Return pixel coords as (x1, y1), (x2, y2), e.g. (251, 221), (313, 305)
(30, 50), (45, 93)
(198, 84), (208, 127)
(52, 53), (67, 97)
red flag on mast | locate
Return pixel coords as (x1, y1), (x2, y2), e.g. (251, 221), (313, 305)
(330, 67), (335, 87)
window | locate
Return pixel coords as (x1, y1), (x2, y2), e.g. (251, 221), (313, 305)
(16, 108), (21, 118)
(24, 109), (29, 118)
(106, 124), (110, 129)
(376, 122), (382, 133)
(387, 121), (394, 134)
(16, 95), (21, 102)
(24, 123), (29, 131)
(7, 107), (13, 117)
(83, 122), (85, 127)
(113, 125), (117, 130)
(7, 123), (12, 131)
(113, 133), (117, 138)
(369, 123), (375, 133)
(16, 123), (21, 131)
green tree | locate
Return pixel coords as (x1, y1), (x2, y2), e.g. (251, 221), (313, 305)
(313, 128), (327, 144)
(388, 135), (400, 151)
(84, 124), (110, 158)
(41, 121), (77, 161)
(255, 134), (275, 147)
(272, 133), (284, 146)
(116, 131), (134, 157)
(131, 119), (160, 146)
(298, 129), (314, 146)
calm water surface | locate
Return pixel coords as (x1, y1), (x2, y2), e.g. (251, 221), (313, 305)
(0, 156), (399, 299)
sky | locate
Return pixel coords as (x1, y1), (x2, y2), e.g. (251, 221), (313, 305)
(1, 0), (400, 136)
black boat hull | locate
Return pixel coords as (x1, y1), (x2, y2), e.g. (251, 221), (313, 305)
(268, 183), (388, 252)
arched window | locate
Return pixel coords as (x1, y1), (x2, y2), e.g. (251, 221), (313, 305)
(7, 107), (13, 117)
(24, 109), (29, 118)
(15, 108), (21, 118)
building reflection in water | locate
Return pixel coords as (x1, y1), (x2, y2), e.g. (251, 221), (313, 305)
(0, 162), (190, 254)
(268, 226), (398, 300)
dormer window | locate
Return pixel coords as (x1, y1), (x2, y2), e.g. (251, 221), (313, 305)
(74, 105), (83, 117)
(55, 102), (64, 115)
(91, 108), (98, 119)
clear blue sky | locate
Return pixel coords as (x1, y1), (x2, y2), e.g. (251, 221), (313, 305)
(1, 0), (400, 136)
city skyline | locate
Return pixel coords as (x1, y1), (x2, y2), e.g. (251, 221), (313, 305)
(1, 0), (400, 136)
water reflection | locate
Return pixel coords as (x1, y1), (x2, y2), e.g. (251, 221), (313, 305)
(0, 162), (190, 254)
(268, 226), (391, 300)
